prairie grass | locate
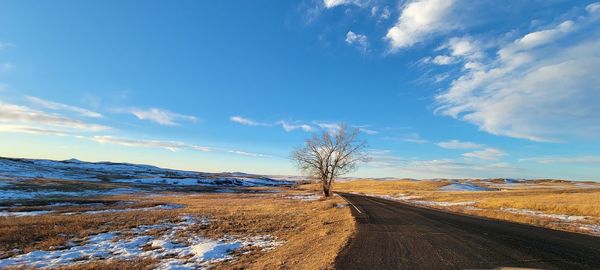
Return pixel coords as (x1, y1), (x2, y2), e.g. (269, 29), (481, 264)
(0, 191), (355, 270)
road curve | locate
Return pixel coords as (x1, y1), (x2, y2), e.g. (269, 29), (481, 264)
(334, 193), (600, 270)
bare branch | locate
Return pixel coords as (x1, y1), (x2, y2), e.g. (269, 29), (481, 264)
(290, 124), (368, 197)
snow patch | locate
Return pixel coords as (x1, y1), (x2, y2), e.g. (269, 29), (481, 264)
(0, 210), (53, 217)
(501, 208), (589, 222)
(0, 214), (281, 269)
(285, 194), (321, 201)
(0, 188), (140, 201)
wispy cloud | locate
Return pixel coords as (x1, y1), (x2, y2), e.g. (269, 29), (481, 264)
(437, 140), (483, 149)
(463, 148), (506, 161)
(91, 136), (190, 152)
(130, 108), (197, 126)
(322, 0), (365, 9)
(314, 122), (342, 133)
(0, 101), (109, 131)
(0, 124), (76, 137)
(356, 126), (378, 135)
(520, 156), (600, 164)
(26, 96), (102, 118)
(227, 150), (271, 158)
(386, 0), (457, 51)
(231, 116), (378, 135)
(229, 116), (268, 126)
(434, 4), (600, 142)
(345, 31), (368, 52)
(277, 120), (315, 132)
(364, 150), (520, 178)
(384, 133), (428, 144)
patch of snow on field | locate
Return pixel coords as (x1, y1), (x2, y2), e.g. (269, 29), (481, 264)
(286, 194), (321, 201)
(69, 204), (184, 215)
(0, 214), (281, 269)
(0, 188), (141, 201)
(0, 210), (53, 217)
(439, 183), (493, 191)
(501, 208), (589, 222)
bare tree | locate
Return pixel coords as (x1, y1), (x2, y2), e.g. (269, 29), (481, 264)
(291, 125), (369, 197)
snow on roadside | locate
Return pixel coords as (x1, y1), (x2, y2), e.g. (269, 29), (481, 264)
(0, 214), (282, 269)
(501, 208), (590, 222)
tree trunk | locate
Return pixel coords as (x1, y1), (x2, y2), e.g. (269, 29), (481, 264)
(322, 178), (331, 197)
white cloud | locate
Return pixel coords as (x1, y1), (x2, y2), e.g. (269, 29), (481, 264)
(587, 2), (600, 14)
(227, 150), (270, 158)
(90, 136), (213, 153)
(371, 6), (391, 21)
(364, 154), (521, 179)
(437, 140), (483, 149)
(130, 108), (197, 126)
(0, 124), (75, 137)
(91, 136), (189, 152)
(380, 6), (390, 20)
(386, 0), (457, 50)
(357, 127), (378, 135)
(345, 31), (368, 52)
(499, 20), (575, 59)
(432, 55), (455, 65)
(277, 121), (315, 132)
(0, 101), (109, 131)
(463, 148), (506, 160)
(26, 96), (102, 118)
(230, 116), (253, 125)
(520, 156), (600, 164)
(435, 9), (600, 142)
(323, 0), (365, 9)
(315, 122), (342, 133)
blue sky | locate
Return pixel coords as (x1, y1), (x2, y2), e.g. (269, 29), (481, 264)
(0, 0), (599, 180)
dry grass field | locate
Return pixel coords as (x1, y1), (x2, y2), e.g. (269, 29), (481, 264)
(0, 189), (355, 270)
(301, 179), (600, 236)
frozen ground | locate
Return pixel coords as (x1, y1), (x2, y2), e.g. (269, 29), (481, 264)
(0, 214), (282, 269)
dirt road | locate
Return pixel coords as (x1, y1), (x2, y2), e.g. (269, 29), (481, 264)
(335, 193), (600, 270)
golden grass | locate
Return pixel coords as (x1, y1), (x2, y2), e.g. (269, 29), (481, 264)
(303, 179), (447, 194)
(160, 193), (355, 270)
(0, 191), (355, 270)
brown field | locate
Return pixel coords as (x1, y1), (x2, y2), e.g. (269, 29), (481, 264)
(0, 190), (355, 270)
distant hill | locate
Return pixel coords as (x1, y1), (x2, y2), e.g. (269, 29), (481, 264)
(0, 157), (293, 187)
